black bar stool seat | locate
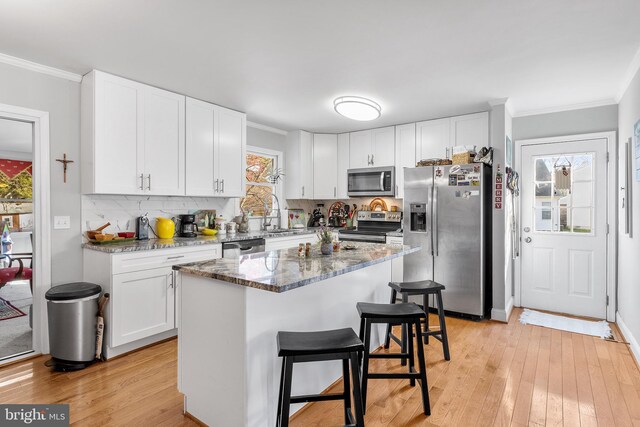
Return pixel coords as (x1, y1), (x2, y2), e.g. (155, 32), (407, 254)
(357, 302), (430, 416)
(389, 279), (445, 294)
(276, 328), (365, 427)
(278, 328), (363, 357)
(385, 279), (451, 361)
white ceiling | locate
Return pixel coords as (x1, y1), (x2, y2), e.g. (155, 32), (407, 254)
(0, 119), (32, 155)
(0, 1), (639, 133)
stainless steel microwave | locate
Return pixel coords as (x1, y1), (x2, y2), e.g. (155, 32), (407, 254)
(347, 166), (396, 197)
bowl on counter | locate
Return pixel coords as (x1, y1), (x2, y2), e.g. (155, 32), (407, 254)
(117, 231), (135, 238)
(94, 233), (115, 242)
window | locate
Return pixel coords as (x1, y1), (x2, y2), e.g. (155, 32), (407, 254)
(240, 147), (283, 217)
(533, 153), (594, 233)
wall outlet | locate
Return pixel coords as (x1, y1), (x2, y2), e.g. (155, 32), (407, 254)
(54, 216), (71, 230)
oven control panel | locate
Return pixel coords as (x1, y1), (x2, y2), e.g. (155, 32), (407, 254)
(356, 211), (402, 222)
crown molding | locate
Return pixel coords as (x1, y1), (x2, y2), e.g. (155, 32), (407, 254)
(0, 52), (82, 82)
(488, 98), (514, 116)
(617, 45), (640, 102)
(246, 121), (288, 136)
(512, 98), (617, 118)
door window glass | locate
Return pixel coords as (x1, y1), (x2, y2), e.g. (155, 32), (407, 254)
(533, 153), (594, 234)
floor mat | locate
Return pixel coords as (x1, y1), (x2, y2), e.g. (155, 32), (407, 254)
(0, 296), (26, 321)
(519, 308), (612, 339)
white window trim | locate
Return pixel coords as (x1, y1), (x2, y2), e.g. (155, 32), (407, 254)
(240, 145), (284, 219)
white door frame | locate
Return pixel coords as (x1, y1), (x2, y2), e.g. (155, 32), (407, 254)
(0, 103), (52, 356)
(514, 131), (617, 322)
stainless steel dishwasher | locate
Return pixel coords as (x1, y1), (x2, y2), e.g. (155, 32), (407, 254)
(222, 238), (266, 257)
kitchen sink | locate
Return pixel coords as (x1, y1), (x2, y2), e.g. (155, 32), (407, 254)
(267, 229), (294, 234)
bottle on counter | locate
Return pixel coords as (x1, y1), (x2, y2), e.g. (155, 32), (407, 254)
(298, 243), (305, 258)
(305, 242), (311, 257)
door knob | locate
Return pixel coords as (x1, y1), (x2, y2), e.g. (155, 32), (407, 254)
(523, 227), (530, 233)
(524, 237), (532, 243)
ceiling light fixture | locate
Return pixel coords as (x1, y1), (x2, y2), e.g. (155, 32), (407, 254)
(333, 96), (381, 121)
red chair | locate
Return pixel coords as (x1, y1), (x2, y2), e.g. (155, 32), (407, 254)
(0, 254), (33, 293)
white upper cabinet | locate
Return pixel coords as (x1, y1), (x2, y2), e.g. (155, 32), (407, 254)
(450, 112), (489, 149)
(395, 123), (416, 199)
(215, 107), (246, 197)
(82, 70), (185, 196)
(185, 98), (246, 197)
(349, 129), (372, 169)
(142, 86), (186, 195)
(371, 127), (395, 167)
(313, 134), (338, 199)
(415, 117), (451, 161)
(415, 112), (489, 162)
(336, 133), (350, 199)
(185, 98), (216, 196)
(349, 126), (395, 169)
(285, 130), (314, 199)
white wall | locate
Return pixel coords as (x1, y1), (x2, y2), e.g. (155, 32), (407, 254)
(247, 126), (286, 154)
(489, 102), (514, 322)
(0, 62), (82, 286)
(513, 105), (618, 141)
(617, 66), (640, 362)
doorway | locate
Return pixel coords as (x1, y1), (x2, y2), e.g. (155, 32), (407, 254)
(516, 132), (616, 320)
(0, 103), (51, 363)
(0, 118), (34, 360)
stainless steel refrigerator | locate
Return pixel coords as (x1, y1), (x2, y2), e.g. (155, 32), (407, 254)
(403, 164), (492, 319)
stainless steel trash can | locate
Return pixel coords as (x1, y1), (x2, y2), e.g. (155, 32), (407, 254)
(45, 282), (101, 371)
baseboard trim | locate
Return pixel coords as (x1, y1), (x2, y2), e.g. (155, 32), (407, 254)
(491, 297), (514, 323)
(616, 311), (640, 366)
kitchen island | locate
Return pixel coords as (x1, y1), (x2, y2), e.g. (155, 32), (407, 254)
(173, 242), (419, 427)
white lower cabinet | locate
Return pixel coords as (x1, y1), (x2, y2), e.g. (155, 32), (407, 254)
(386, 236), (404, 283)
(111, 267), (175, 347)
(84, 244), (221, 358)
(265, 234), (317, 251)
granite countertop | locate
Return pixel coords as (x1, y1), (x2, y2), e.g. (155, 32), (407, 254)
(82, 228), (319, 253)
(173, 242), (420, 293)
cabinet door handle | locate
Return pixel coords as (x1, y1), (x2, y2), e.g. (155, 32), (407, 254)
(221, 179), (225, 193)
(214, 179), (219, 192)
(169, 272), (174, 288)
(147, 174), (151, 191)
(167, 255), (185, 260)
(302, 186), (305, 197)
(371, 154), (374, 165)
(139, 173), (144, 190)
(334, 187), (336, 198)
(446, 147), (449, 159)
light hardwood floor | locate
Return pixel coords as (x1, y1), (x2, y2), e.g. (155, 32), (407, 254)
(0, 308), (638, 426)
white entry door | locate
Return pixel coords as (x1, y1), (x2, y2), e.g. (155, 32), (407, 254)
(521, 138), (608, 319)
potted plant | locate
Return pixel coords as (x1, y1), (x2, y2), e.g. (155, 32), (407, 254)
(316, 226), (334, 255)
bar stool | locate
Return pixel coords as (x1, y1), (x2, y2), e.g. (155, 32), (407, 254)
(384, 280), (451, 361)
(357, 302), (430, 416)
(276, 328), (365, 427)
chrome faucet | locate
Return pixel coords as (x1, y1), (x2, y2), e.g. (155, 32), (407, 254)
(262, 194), (282, 231)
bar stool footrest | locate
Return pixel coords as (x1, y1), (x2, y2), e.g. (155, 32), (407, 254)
(290, 393), (346, 404)
(369, 353), (411, 359)
(367, 372), (421, 380)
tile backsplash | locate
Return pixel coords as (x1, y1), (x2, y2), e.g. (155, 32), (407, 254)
(81, 195), (238, 235)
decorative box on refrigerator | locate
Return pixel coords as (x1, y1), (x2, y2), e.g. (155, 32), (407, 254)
(403, 164), (492, 319)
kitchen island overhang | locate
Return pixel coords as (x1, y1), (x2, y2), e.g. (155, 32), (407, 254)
(174, 243), (419, 427)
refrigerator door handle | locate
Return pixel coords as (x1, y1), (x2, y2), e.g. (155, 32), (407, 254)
(428, 184), (434, 256)
(433, 185), (439, 256)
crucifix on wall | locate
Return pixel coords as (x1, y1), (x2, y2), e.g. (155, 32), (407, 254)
(55, 153), (74, 183)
